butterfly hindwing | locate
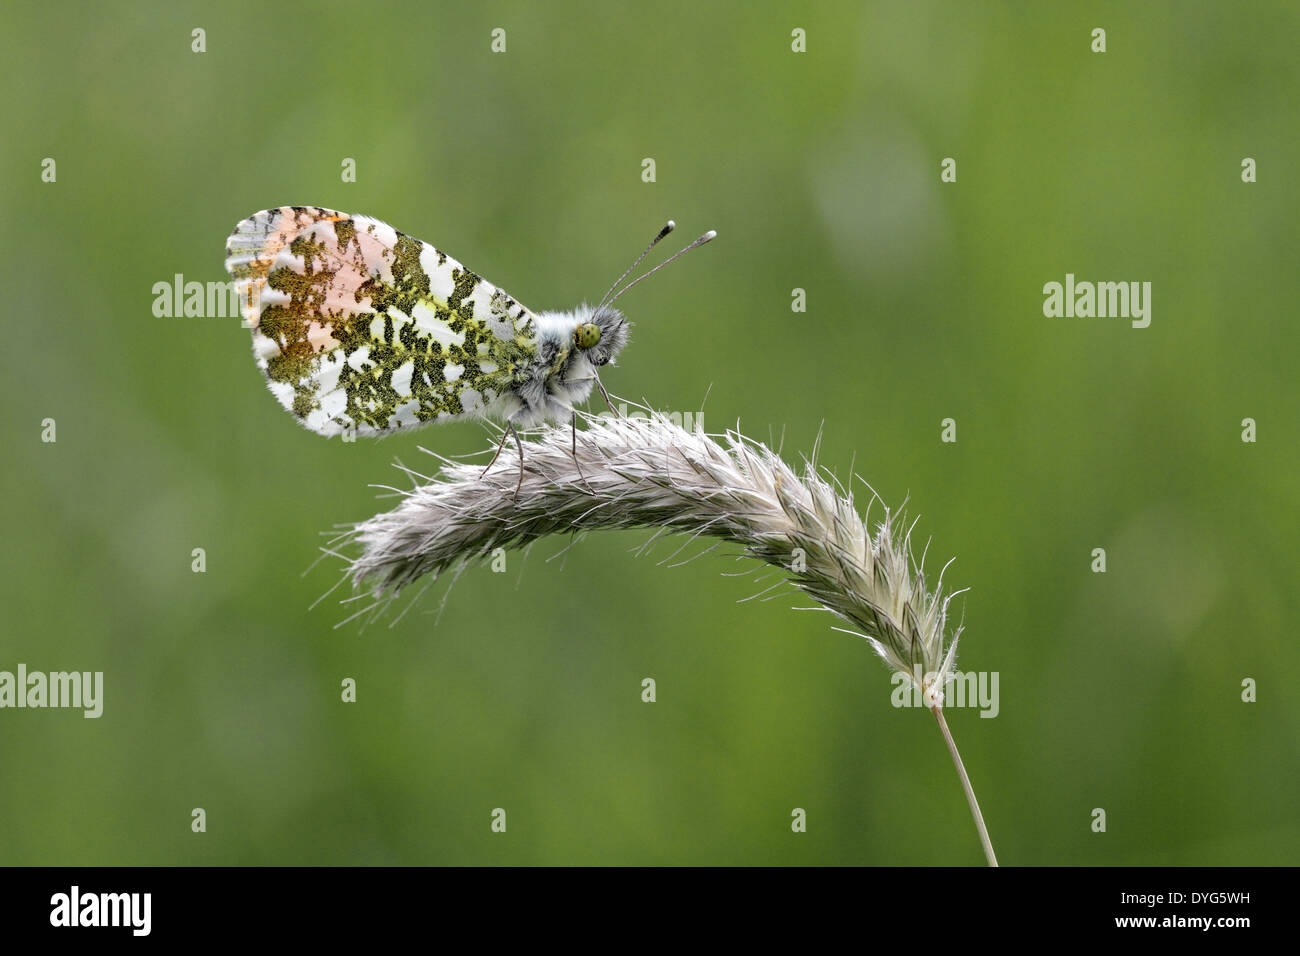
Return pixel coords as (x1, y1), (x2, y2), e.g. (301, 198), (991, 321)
(225, 206), (539, 436)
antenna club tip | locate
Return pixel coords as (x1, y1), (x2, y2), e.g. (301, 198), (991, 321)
(704, 230), (717, 240)
(665, 220), (676, 230)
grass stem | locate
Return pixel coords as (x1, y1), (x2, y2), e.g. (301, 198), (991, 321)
(931, 704), (998, 866)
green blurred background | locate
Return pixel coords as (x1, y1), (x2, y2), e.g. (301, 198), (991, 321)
(1, 1), (1296, 865)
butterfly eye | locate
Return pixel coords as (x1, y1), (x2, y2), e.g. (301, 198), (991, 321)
(575, 323), (602, 349)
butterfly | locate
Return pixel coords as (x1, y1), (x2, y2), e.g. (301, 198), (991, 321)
(225, 206), (714, 494)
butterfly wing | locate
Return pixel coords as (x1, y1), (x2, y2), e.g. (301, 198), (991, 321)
(225, 206), (539, 436)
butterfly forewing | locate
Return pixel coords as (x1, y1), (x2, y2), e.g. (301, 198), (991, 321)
(225, 206), (539, 436)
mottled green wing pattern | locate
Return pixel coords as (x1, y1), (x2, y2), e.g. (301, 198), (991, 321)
(225, 206), (539, 436)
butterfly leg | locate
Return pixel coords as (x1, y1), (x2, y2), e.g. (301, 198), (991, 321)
(594, 373), (620, 417)
(509, 421), (525, 502)
(482, 425), (512, 481)
(570, 411), (595, 494)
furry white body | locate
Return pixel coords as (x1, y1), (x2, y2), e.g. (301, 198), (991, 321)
(498, 305), (626, 427)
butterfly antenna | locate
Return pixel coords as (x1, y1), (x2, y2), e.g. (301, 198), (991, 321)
(595, 221), (677, 311)
(607, 229), (717, 306)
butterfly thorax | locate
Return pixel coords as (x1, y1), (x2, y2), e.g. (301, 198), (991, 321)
(505, 304), (628, 426)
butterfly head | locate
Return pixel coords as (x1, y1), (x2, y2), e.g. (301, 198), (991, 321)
(572, 305), (629, 367)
